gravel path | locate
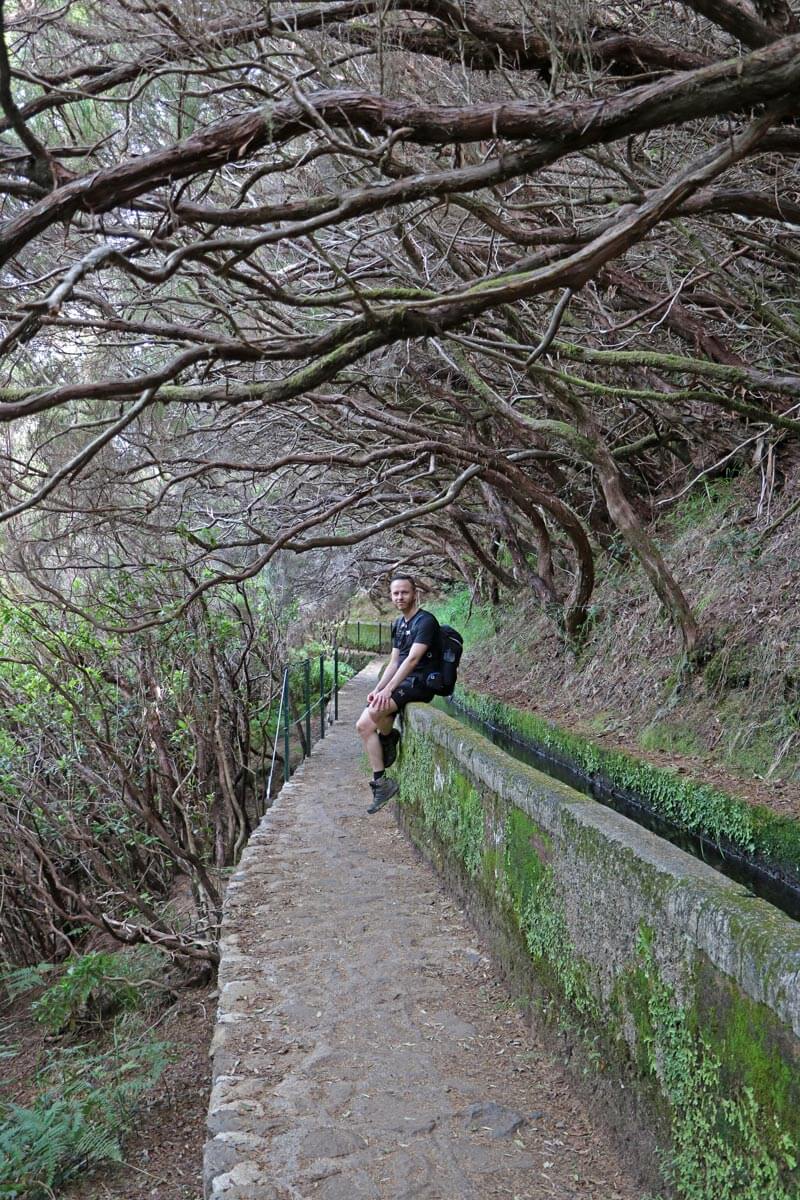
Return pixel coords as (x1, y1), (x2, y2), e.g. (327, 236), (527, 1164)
(205, 664), (641, 1200)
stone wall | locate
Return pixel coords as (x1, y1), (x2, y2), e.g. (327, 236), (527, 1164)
(399, 704), (800, 1199)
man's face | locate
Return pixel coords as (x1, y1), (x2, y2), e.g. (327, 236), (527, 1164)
(390, 579), (416, 614)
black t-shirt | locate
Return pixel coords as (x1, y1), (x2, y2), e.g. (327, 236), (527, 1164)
(391, 609), (440, 670)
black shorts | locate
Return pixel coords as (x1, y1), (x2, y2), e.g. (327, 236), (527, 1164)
(391, 675), (436, 711)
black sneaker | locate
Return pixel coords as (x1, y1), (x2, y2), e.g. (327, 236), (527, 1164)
(367, 777), (399, 814)
(379, 728), (401, 768)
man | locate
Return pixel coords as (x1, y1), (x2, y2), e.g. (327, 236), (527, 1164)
(356, 574), (440, 814)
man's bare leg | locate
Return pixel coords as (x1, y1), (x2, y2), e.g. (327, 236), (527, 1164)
(356, 703), (397, 771)
(356, 702), (400, 812)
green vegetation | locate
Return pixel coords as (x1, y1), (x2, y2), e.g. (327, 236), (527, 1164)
(400, 725), (597, 1021)
(399, 719), (800, 1199)
(515, 855), (597, 1020)
(631, 929), (797, 1200)
(0, 578), (358, 1196)
(282, 643), (356, 752)
(0, 581), (335, 967)
(400, 733), (484, 877)
(430, 587), (495, 648)
(453, 686), (800, 879)
(639, 722), (704, 757)
(0, 1039), (169, 1200)
(0, 948), (173, 1199)
(339, 620), (393, 654)
(21, 949), (164, 1035)
(663, 478), (738, 537)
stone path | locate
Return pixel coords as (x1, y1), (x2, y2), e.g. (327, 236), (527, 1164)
(205, 665), (641, 1200)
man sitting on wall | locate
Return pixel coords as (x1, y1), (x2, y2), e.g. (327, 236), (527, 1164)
(355, 574), (440, 814)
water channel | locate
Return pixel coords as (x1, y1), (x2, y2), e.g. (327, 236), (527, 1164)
(439, 695), (800, 923)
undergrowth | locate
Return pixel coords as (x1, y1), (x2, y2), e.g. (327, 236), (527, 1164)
(430, 587), (495, 648)
(0, 1038), (170, 1200)
(0, 947), (174, 1199)
(435, 476), (800, 791)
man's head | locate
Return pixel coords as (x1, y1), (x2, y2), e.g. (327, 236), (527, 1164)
(390, 573), (417, 616)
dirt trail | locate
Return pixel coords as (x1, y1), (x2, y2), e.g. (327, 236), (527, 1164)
(205, 664), (641, 1199)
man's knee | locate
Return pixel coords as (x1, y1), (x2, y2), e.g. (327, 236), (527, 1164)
(356, 709), (376, 738)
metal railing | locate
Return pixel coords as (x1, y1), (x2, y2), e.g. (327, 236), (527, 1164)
(265, 648), (341, 800)
(339, 620), (389, 653)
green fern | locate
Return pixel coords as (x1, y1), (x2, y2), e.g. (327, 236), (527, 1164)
(31, 946), (167, 1033)
(0, 963), (54, 1002)
(0, 1036), (169, 1199)
(0, 1097), (122, 1198)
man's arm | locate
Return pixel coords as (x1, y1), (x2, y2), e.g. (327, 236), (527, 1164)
(370, 641), (429, 710)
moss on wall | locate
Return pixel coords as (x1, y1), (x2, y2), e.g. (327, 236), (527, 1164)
(695, 957), (800, 1155)
(455, 686), (800, 881)
(503, 807), (549, 914)
(401, 730), (485, 878)
(399, 714), (800, 1200)
(630, 929), (798, 1200)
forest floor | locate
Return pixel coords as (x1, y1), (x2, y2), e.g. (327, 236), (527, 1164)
(2, 980), (214, 1200)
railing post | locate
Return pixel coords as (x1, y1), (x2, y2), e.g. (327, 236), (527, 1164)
(319, 654), (325, 739)
(378, 621), (382, 653)
(334, 643), (339, 721)
(357, 620), (361, 648)
(283, 668), (291, 783)
(303, 657), (311, 757)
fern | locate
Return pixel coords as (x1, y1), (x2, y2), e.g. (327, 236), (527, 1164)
(0, 1097), (122, 1199)
(0, 963), (54, 1003)
(31, 946), (168, 1033)
(0, 1037), (169, 1199)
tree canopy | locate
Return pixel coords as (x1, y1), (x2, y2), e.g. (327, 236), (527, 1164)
(1, 0), (799, 646)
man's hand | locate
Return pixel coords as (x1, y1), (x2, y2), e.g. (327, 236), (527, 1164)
(369, 688), (393, 711)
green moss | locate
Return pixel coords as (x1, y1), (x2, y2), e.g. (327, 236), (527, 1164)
(401, 716), (800, 1198)
(517, 861), (598, 1020)
(399, 729), (484, 878)
(400, 725), (595, 1020)
(623, 928), (799, 1200)
(503, 807), (549, 915)
(728, 729), (778, 777)
(481, 846), (500, 892)
(704, 646), (752, 692)
(455, 685), (800, 878)
(696, 961), (800, 1153)
(616, 958), (661, 1078)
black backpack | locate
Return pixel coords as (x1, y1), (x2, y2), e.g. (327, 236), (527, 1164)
(436, 625), (463, 696)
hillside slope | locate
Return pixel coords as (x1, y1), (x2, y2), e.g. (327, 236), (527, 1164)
(454, 477), (799, 819)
